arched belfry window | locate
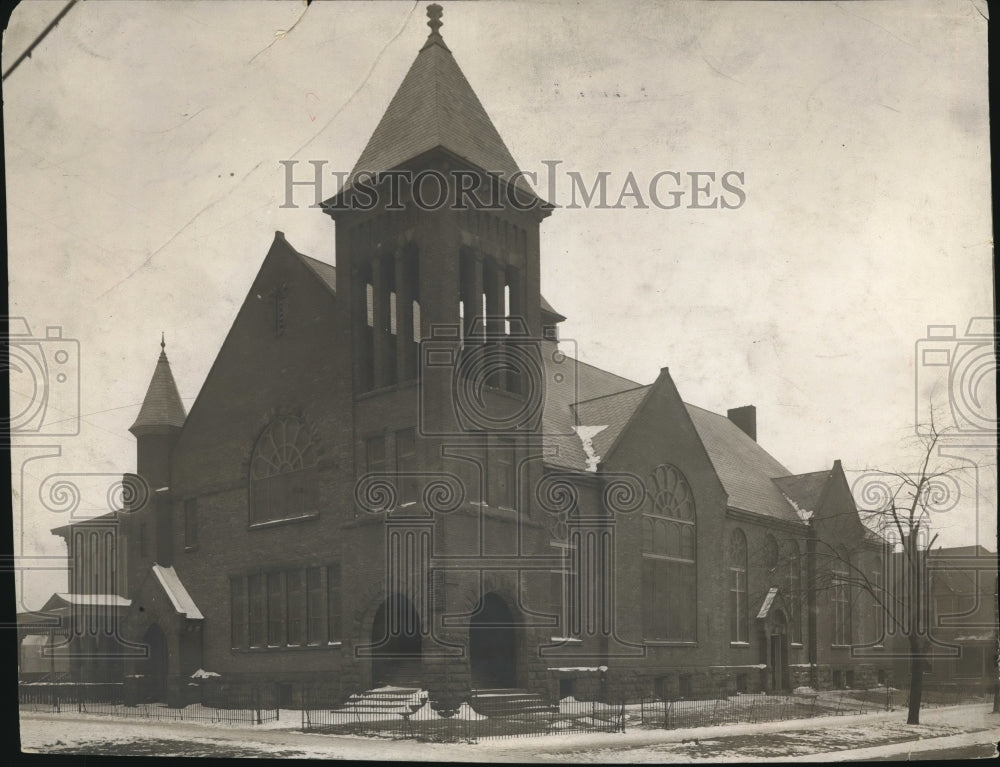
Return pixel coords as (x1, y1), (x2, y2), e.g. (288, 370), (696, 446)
(250, 417), (319, 525)
(641, 464), (696, 641)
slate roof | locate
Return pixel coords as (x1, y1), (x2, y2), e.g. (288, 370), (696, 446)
(129, 343), (187, 433)
(327, 15), (540, 204)
(573, 385), (653, 466)
(540, 295), (566, 322)
(540, 344), (640, 471)
(684, 404), (800, 523)
(773, 470), (832, 518)
(298, 253), (337, 295)
(539, 351), (810, 522)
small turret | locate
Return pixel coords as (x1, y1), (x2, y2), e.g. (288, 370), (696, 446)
(129, 334), (186, 490)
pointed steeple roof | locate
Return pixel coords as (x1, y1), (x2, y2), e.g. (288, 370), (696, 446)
(335, 4), (539, 202)
(129, 335), (187, 435)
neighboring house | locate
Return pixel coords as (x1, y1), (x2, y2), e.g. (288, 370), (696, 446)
(924, 545), (997, 692)
(41, 5), (895, 707)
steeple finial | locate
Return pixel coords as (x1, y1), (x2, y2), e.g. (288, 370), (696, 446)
(421, 4), (448, 51)
(160, 332), (166, 351)
(427, 4), (443, 35)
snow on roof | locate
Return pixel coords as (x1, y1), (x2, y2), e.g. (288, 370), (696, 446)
(152, 565), (204, 620)
(757, 586), (779, 619)
(54, 593), (131, 607)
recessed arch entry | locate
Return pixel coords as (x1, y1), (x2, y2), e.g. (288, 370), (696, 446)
(468, 592), (518, 689)
(767, 609), (790, 691)
(369, 593), (423, 687)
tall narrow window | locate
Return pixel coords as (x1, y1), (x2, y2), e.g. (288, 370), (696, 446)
(389, 291), (397, 335)
(366, 283), (374, 327)
(395, 428), (417, 505)
(412, 300), (421, 344)
(250, 417), (319, 525)
(306, 566), (324, 644)
(504, 284), (511, 335)
(230, 576), (246, 649)
(327, 563), (341, 642)
(783, 540), (803, 644)
(729, 529), (748, 643)
(267, 571), (285, 646)
(286, 569), (304, 646)
(248, 574), (265, 648)
(833, 567), (850, 646)
(641, 464), (697, 641)
(184, 498), (198, 548)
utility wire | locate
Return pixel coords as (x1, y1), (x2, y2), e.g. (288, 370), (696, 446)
(2, 0), (79, 82)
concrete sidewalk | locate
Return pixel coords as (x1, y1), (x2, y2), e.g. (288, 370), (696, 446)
(20, 702), (1000, 762)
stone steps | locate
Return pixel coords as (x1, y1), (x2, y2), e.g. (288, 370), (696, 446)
(334, 686), (427, 716)
(470, 688), (559, 716)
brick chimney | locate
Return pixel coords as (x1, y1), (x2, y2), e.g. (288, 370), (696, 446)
(727, 405), (756, 441)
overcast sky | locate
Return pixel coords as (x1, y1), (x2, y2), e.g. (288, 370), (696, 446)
(5, 0), (994, 610)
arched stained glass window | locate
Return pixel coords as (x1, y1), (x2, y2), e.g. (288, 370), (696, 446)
(250, 417), (319, 525)
(642, 464), (696, 642)
(729, 529), (748, 643)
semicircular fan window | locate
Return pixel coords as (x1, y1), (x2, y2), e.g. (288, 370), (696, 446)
(641, 463), (696, 641)
(250, 417), (319, 524)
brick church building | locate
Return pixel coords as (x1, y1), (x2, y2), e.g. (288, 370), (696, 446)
(45, 5), (892, 709)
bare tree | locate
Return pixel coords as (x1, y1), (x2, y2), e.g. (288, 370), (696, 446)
(761, 417), (990, 726)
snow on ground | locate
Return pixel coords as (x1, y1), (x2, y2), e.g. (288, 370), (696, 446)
(19, 702), (1000, 761)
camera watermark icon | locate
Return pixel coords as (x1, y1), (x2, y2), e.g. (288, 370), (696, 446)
(418, 319), (578, 437)
(915, 317), (997, 445)
(3, 317), (80, 437)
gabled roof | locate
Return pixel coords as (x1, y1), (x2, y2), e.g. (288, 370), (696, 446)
(773, 470), (832, 519)
(129, 339), (187, 434)
(538, 352), (816, 523)
(573, 385), (653, 467)
(328, 8), (540, 204)
(152, 565), (204, 620)
(684, 404), (800, 523)
(297, 253), (337, 295)
(540, 344), (641, 471)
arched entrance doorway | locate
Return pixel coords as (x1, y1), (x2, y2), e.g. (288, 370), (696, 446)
(370, 594), (422, 687)
(768, 610), (790, 691)
(469, 593), (517, 689)
(142, 624), (168, 702)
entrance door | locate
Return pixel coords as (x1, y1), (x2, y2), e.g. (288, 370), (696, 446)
(142, 624), (168, 702)
(370, 594), (422, 686)
(769, 611), (789, 691)
(469, 593), (517, 689)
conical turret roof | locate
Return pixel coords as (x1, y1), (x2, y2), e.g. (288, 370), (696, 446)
(332, 4), (539, 202)
(129, 336), (186, 435)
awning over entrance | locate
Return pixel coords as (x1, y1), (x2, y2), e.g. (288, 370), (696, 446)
(756, 587), (780, 620)
(151, 565), (203, 620)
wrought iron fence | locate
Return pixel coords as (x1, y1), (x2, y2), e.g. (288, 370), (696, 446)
(18, 682), (279, 724)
